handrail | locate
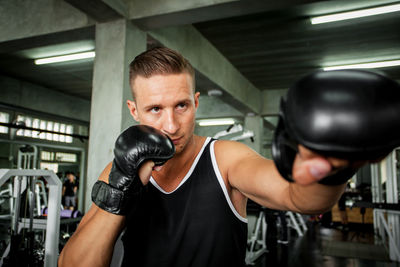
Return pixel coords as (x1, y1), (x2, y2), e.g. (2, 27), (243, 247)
(374, 209), (400, 262)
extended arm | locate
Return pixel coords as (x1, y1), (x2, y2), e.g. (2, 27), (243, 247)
(217, 141), (346, 214)
(227, 69), (400, 214)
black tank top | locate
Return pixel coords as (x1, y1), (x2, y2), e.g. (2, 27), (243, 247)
(121, 138), (248, 267)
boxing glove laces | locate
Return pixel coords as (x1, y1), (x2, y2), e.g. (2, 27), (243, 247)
(272, 69), (400, 185)
(92, 125), (175, 215)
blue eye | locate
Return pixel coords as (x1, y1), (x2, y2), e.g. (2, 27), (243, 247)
(177, 103), (187, 109)
(151, 107), (160, 113)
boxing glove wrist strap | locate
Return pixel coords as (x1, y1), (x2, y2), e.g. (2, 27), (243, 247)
(91, 180), (133, 215)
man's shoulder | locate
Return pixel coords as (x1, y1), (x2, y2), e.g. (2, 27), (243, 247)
(212, 139), (254, 169)
(213, 139), (250, 152)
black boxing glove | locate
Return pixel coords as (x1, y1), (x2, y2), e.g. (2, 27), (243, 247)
(272, 69), (400, 185)
(91, 125), (175, 215)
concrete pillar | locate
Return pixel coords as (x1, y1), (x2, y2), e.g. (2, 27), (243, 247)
(85, 19), (146, 211)
(261, 89), (287, 116)
(243, 115), (264, 155)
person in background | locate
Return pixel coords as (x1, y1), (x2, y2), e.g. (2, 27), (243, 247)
(62, 172), (78, 210)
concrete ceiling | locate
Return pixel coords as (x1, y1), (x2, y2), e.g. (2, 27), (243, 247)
(194, 5), (400, 91)
(0, 27), (95, 100)
(1, 0), (400, 106)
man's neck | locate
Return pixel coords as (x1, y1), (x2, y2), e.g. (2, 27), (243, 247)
(151, 135), (205, 190)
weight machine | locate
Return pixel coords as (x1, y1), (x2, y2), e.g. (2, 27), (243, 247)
(0, 145), (62, 267)
(0, 169), (61, 267)
(286, 211), (307, 237)
(245, 209), (308, 265)
(245, 208), (267, 265)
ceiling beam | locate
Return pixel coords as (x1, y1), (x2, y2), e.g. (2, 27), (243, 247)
(64, 0), (128, 22)
(129, 0), (322, 30)
(0, 27), (94, 54)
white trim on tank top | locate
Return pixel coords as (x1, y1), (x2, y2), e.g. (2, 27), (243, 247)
(210, 140), (248, 223)
(149, 137), (212, 194)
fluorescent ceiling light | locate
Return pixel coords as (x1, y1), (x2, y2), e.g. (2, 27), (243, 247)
(311, 3), (400, 24)
(323, 59), (400, 71)
(34, 51), (95, 65)
(198, 118), (235, 126)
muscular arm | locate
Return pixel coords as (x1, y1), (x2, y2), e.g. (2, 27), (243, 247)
(58, 163), (125, 267)
(216, 140), (346, 215)
(59, 125), (173, 266)
(59, 156), (158, 267)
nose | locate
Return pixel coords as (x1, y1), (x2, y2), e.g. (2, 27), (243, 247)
(162, 109), (179, 135)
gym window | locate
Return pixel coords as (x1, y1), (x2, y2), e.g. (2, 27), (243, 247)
(55, 152), (77, 162)
(41, 151), (54, 161)
(0, 112), (10, 134)
(16, 115), (74, 143)
(40, 151), (77, 163)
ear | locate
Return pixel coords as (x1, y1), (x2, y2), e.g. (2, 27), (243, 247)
(194, 92), (200, 109)
(127, 100), (139, 122)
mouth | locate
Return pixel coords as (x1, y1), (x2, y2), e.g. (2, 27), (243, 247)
(171, 137), (182, 145)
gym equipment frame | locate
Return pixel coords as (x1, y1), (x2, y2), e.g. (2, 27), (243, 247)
(0, 169), (61, 267)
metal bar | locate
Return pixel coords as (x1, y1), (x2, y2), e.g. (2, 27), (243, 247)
(250, 211), (263, 252)
(287, 211), (303, 237)
(8, 183), (13, 212)
(36, 180), (48, 212)
(29, 177), (36, 232)
(375, 210), (400, 215)
(44, 172), (61, 267)
(0, 243), (11, 266)
(385, 152), (399, 261)
(386, 152), (396, 204)
(0, 138), (86, 152)
(35, 184), (40, 216)
(373, 209), (380, 245)
(78, 150), (86, 211)
(261, 215), (267, 250)
(12, 176), (22, 234)
(32, 145), (38, 169)
(377, 211), (400, 261)
(0, 122), (88, 141)
(245, 211), (267, 265)
(296, 213), (307, 232)
(371, 164), (382, 203)
(392, 150), (400, 262)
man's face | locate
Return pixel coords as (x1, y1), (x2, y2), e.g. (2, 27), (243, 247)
(127, 73), (200, 154)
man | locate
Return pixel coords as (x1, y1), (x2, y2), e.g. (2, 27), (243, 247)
(58, 47), (376, 266)
(62, 172), (78, 210)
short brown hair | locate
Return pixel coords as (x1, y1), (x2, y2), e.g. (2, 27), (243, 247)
(129, 47), (195, 95)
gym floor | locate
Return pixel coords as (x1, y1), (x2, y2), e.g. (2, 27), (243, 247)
(250, 223), (400, 267)
(1, 218), (400, 266)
